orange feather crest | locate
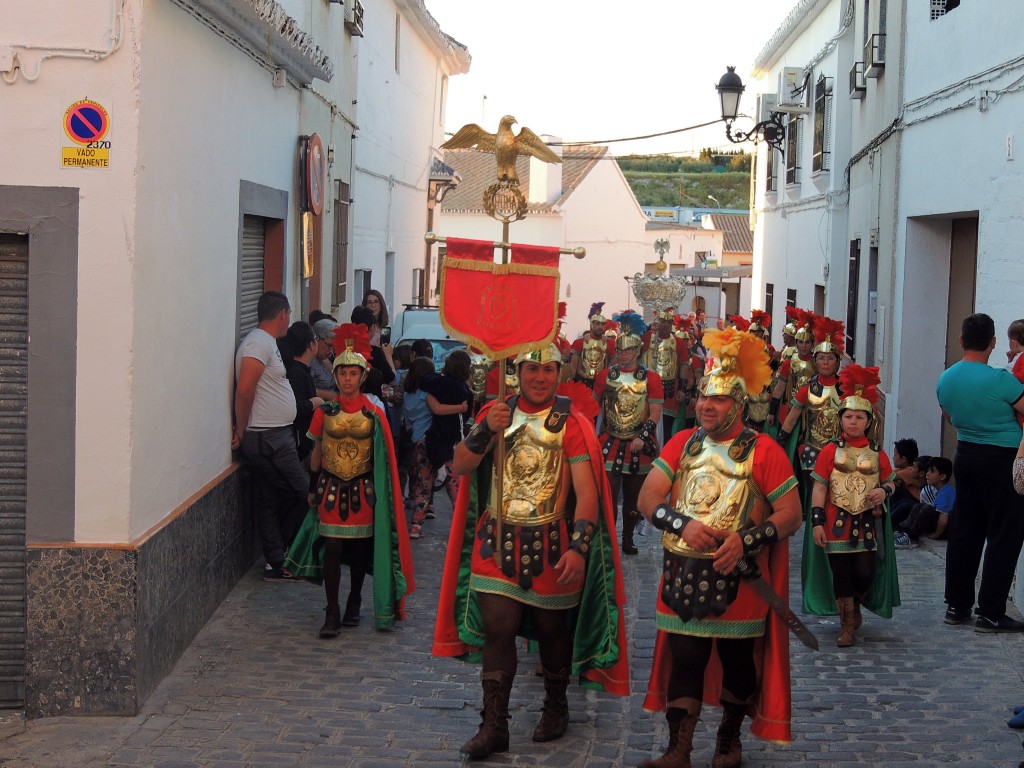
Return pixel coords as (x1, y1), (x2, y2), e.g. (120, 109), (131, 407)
(702, 328), (774, 396)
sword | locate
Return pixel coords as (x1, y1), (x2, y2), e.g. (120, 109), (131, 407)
(734, 557), (820, 651)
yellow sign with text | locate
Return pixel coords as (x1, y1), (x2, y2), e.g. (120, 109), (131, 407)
(62, 146), (109, 168)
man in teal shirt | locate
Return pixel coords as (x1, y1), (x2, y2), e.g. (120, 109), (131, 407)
(937, 313), (1024, 632)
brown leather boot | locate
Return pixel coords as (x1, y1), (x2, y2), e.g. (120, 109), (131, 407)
(853, 593), (864, 629)
(622, 513), (639, 555)
(532, 667), (570, 742)
(836, 597), (856, 647)
(639, 697), (700, 768)
(460, 671), (513, 758)
(711, 693), (750, 768)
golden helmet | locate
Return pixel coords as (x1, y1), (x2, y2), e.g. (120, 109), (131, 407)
(514, 342), (563, 366)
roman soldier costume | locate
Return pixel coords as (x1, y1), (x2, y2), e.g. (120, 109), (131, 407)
(796, 318), (846, 472)
(644, 308), (686, 437)
(803, 365), (900, 639)
(594, 311), (664, 554)
(572, 302), (613, 388)
(642, 328), (799, 768)
(433, 343), (629, 759)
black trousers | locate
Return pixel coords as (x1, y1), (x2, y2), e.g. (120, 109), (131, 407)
(241, 426), (309, 569)
(944, 440), (1024, 620)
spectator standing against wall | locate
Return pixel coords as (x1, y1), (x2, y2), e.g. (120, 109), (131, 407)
(937, 312), (1024, 632)
(232, 291), (309, 581)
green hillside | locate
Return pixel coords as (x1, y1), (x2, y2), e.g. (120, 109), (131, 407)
(617, 151), (753, 209)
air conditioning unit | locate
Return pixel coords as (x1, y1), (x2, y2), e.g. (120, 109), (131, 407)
(345, 0), (365, 36)
(865, 33), (886, 77)
(756, 92), (779, 123)
(775, 67), (810, 114)
(849, 61), (866, 99)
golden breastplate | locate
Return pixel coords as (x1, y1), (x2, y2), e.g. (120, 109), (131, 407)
(746, 385), (771, 421)
(321, 408), (375, 480)
(829, 443), (880, 514)
(662, 436), (767, 557)
(603, 369), (649, 438)
(580, 337), (607, 380)
(786, 356), (815, 401)
(489, 406), (568, 525)
(468, 355), (492, 402)
(804, 380), (841, 450)
(645, 337), (678, 383)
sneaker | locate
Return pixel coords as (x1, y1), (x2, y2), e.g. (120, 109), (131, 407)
(635, 518), (649, 537)
(943, 606), (972, 625)
(893, 531), (912, 548)
(263, 565), (300, 582)
(409, 524), (422, 539)
(975, 615), (1024, 633)
(424, 509), (437, 520)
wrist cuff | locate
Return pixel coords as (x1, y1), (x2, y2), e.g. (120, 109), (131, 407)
(569, 519), (596, 557)
(811, 506), (826, 528)
(741, 521), (779, 555)
(651, 503), (692, 535)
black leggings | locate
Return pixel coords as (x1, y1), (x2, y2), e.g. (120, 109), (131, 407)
(477, 591), (572, 678)
(666, 634), (756, 702)
(608, 471), (645, 522)
(323, 537), (372, 606)
(827, 551), (875, 598)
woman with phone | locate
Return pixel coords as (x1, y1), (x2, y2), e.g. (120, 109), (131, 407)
(362, 290), (390, 345)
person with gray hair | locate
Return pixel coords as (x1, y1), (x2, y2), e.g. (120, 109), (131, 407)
(311, 317), (339, 399)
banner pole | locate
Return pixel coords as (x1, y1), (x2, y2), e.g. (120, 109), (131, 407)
(492, 219), (512, 567)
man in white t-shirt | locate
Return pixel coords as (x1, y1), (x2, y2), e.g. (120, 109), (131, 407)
(233, 291), (309, 581)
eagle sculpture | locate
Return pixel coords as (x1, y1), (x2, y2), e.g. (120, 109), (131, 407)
(441, 115), (561, 184)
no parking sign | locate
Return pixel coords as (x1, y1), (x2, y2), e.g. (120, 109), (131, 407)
(61, 99), (111, 168)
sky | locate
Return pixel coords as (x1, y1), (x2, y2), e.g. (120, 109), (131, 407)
(425, 0), (800, 157)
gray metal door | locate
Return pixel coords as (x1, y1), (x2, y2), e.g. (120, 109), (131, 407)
(239, 215), (266, 338)
(0, 233), (27, 709)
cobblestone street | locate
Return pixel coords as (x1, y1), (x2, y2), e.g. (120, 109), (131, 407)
(3, 497), (1024, 767)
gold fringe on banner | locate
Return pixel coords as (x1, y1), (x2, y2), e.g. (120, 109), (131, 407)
(443, 257), (561, 278)
(437, 266), (561, 361)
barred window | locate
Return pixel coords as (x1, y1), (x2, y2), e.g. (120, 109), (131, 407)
(786, 116), (802, 186)
(813, 76), (833, 173)
(931, 0), (959, 19)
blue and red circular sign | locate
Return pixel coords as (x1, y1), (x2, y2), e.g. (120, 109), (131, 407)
(64, 100), (110, 145)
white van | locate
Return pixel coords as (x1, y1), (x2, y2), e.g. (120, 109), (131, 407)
(392, 305), (466, 368)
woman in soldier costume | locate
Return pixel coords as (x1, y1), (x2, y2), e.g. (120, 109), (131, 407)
(286, 324), (414, 636)
(570, 302), (614, 388)
(433, 343), (628, 759)
(804, 365), (900, 644)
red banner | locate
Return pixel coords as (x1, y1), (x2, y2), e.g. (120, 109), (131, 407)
(439, 237), (561, 359)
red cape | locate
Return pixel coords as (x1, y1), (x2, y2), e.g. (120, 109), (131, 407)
(432, 399), (630, 696)
(642, 539), (793, 744)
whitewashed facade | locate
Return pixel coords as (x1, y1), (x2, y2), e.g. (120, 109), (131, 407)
(351, 0), (469, 317)
(0, 0), (466, 716)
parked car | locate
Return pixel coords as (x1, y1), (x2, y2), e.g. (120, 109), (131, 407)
(392, 304), (465, 369)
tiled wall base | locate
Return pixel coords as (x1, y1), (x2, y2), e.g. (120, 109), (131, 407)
(25, 468), (255, 716)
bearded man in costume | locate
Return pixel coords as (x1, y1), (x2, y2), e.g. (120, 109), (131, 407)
(286, 324), (415, 634)
(570, 302), (614, 388)
(637, 328), (802, 768)
(432, 343), (629, 760)
(804, 365), (900, 645)
(594, 311), (664, 555)
(644, 308), (690, 440)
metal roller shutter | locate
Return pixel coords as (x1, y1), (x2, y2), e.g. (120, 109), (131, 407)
(0, 233), (27, 709)
(240, 215), (266, 337)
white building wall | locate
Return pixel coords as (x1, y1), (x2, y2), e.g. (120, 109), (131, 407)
(1, 0), (359, 540)
(751, 0), (851, 335)
(893, 1), (1024, 448)
(353, 0), (468, 319)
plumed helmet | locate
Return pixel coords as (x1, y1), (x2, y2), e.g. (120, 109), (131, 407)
(697, 328), (773, 402)
(513, 342), (563, 367)
(331, 323), (372, 372)
(838, 364), (880, 415)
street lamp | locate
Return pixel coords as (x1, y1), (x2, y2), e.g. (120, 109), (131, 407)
(707, 195), (721, 209)
(715, 66), (785, 152)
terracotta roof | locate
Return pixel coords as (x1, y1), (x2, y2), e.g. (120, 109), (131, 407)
(706, 213), (753, 254)
(440, 146), (607, 213)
